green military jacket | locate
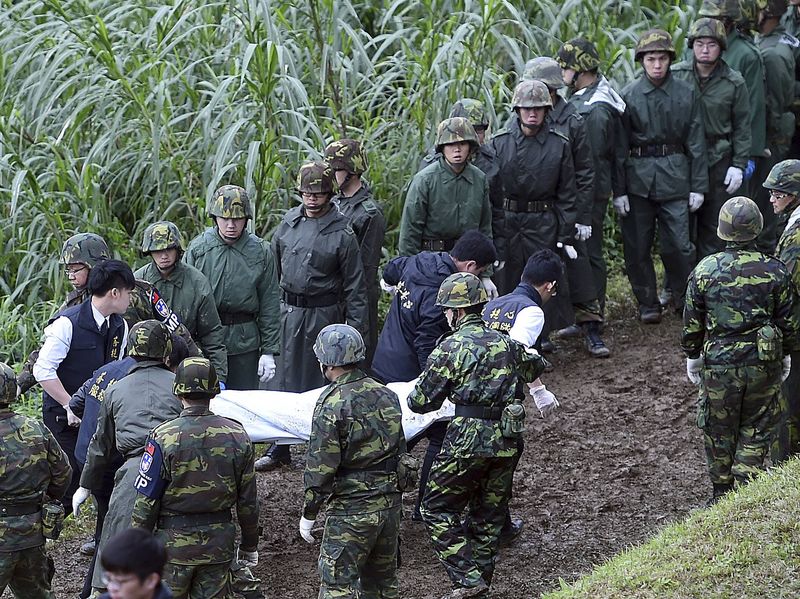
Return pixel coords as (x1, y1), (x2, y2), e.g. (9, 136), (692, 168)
(398, 155), (492, 256)
(620, 72), (709, 200)
(758, 27), (797, 157)
(302, 368), (405, 519)
(725, 30), (767, 156)
(134, 261), (228, 380)
(332, 185), (385, 296)
(777, 207), (800, 291)
(131, 405), (259, 564)
(0, 410), (71, 551)
(185, 228), (280, 356)
(671, 59), (751, 169)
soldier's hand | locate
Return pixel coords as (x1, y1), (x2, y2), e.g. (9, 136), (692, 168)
(299, 516), (316, 543)
(480, 276), (499, 300)
(724, 167), (743, 194)
(782, 356), (792, 382)
(493, 260), (506, 271)
(72, 487), (91, 518)
(688, 192), (705, 213)
(743, 159), (756, 181)
(65, 406), (81, 427)
(686, 357), (703, 385)
(257, 354), (276, 383)
(612, 195), (630, 216)
(236, 546), (259, 568)
(557, 243), (578, 260)
(574, 223), (592, 242)
(380, 278), (397, 295)
(526, 383), (559, 418)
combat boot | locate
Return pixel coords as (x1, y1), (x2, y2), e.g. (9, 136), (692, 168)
(498, 515), (524, 546)
(554, 324), (581, 338)
(442, 580), (489, 599)
(639, 307), (662, 325)
(582, 322), (610, 358)
(707, 482), (734, 506)
(540, 334), (557, 354)
(254, 444), (291, 472)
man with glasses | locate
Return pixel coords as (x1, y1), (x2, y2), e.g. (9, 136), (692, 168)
(98, 528), (172, 599)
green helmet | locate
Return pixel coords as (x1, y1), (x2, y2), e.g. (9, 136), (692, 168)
(297, 161), (334, 194)
(522, 57), (564, 89)
(323, 139), (368, 175)
(127, 320), (173, 360)
(449, 99), (489, 129)
(689, 17), (728, 50)
(634, 29), (676, 61)
(717, 196), (764, 242)
(511, 80), (553, 110)
(763, 159), (800, 194)
(60, 233), (111, 267)
(436, 272), (488, 308)
(208, 185), (252, 219)
(141, 221), (184, 254)
(435, 117), (479, 153)
(0, 363), (17, 405)
(738, 0), (767, 27)
(763, 0), (788, 18)
(699, 0), (743, 19)
(556, 37), (601, 72)
(173, 356), (220, 397)
(313, 324), (366, 367)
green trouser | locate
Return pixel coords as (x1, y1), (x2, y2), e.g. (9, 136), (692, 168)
(695, 159), (732, 261)
(227, 350), (259, 391)
(753, 154), (779, 254)
(0, 545), (54, 599)
(586, 197), (610, 315)
(495, 209), (559, 296)
(546, 238), (603, 331)
(772, 349), (800, 463)
(164, 561), (232, 599)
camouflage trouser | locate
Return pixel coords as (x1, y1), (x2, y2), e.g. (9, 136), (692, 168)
(771, 350), (800, 463)
(421, 455), (514, 589)
(698, 363), (782, 486)
(229, 560), (264, 599)
(164, 561), (232, 599)
(318, 506), (401, 599)
(0, 545), (54, 599)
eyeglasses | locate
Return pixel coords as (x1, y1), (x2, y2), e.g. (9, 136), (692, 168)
(64, 265), (88, 277)
(769, 190), (793, 201)
(301, 192), (329, 200)
(101, 573), (138, 589)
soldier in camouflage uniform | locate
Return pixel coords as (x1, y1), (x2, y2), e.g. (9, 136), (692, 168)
(682, 197), (799, 503)
(0, 363), (71, 599)
(131, 357), (260, 599)
(408, 273), (545, 598)
(324, 139), (386, 366)
(135, 221), (228, 381)
(299, 324), (405, 598)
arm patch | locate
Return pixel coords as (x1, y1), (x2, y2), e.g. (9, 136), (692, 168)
(134, 439), (167, 499)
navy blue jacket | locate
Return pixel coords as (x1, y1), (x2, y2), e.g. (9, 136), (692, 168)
(482, 283), (544, 352)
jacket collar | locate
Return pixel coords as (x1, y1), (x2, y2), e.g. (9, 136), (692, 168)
(435, 154), (476, 185)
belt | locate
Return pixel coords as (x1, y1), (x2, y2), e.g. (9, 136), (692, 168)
(281, 291), (340, 308)
(455, 405), (504, 420)
(157, 510), (232, 529)
(337, 456), (399, 476)
(219, 311), (256, 325)
(421, 238), (456, 252)
(502, 199), (552, 213)
(707, 133), (730, 145)
(629, 144), (684, 157)
(0, 503), (41, 517)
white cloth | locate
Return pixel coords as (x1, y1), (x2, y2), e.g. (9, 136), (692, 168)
(786, 203), (800, 230)
(508, 305), (545, 349)
(575, 75), (627, 114)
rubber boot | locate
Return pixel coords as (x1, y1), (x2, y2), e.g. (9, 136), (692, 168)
(254, 443), (291, 472)
(582, 322), (610, 358)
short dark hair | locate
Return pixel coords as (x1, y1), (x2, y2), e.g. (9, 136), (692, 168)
(87, 259), (135, 297)
(521, 249), (563, 286)
(450, 230), (497, 267)
(166, 334), (190, 370)
(101, 528), (167, 581)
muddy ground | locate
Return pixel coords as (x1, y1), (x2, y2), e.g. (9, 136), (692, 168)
(44, 311), (709, 598)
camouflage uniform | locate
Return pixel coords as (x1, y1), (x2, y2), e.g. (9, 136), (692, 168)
(0, 363), (71, 599)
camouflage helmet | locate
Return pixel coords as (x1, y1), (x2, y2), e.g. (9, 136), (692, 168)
(173, 356), (220, 397)
(699, 0), (743, 19)
(435, 117), (480, 153)
(313, 324), (366, 367)
(127, 320), (173, 360)
(689, 17), (728, 50)
(436, 272), (489, 308)
(717, 196), (764, 242)
(522, 57), (564, 89)
(141, 221), (184, 254)
(449, 99), (489, 129)
(738, 0), (767, 27)
(60, 233), (111, 267)
(208, 185), (253, 219)
(323, 139), (368, 175)
(763, 0), (788, 18)
(0, 363), (17, 405)
(634, 29), (676, 61)
(297, 161), (334, 194)
(763, 159), (800, 194)
(557, 37), (601, 72)
(511, 80), (553, 110)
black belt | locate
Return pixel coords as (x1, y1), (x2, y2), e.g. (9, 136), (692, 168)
(629, 144), (684, 157)
(157, 510), (232, 529)
(337, 456), (399, 476)
(455, 405), (504, 420)
(219, 311), (256, 325)
(707, 133), (730, 144)
(421, 238), (457, 252)
(502, 199), (552, 213)
(281, 291), (340, 308)
(0, 503), (41, 517)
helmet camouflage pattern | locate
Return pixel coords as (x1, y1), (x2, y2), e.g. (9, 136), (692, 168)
(173, 356), (220, 397)
(449, 99), (489, 129)
(435, 117), (479, 153)
(313, 324), (366, 367)
(763, 159), (800, 194)
(60, 233), (111, 267)
(689, 17), (728, 50)
(557, 37), (601, 72)
(297, 161), (334, 194)
(738, 0), (767, 27)
(323, 139), (368, 175)
(717, 196), (764, 242)
(763, 0), (788, 18)
(635, 29), (676, 61)
(511, 79), (553, 110)
(208, 185), (252, 219)
(141, 221), (184, 254)
(127, 319), (173, 360)
(699, 0), (743, 19)
(0, 363), (17, 405)
(436, 272), (489, 308)
(522, 57), (564, 89)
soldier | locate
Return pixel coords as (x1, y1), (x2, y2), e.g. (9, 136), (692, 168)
(615, 29), (708, 322)
(184, 185), (280, 390)
(135, 221), (228, 382)
(682, 197), (799, 504)
(131, 357), (260, 599)
(298, 324), (405, 598)
(0, 363), (72, 599)
(408, 273), (545, 598)
(323, 139), (386, 365)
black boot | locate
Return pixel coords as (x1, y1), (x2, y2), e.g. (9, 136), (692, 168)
(707, 482), (734, 506)
(582, 322), (610, 358)
(254, 444), (291, 472)
(499, 511), (524, 545)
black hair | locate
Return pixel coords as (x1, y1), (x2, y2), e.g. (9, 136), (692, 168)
(166, 334), (190, 370)
(464, 304), (484, 315)
(521, 249), (563, 286)
(450, 230), (497, 267)
(181, 391), (214, 402)
(101, 528), (167, 581)
(87, 259), (135, 297)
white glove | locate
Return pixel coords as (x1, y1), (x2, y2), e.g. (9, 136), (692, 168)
(782, 356), (792, 382)
(528, 383), (560, 418)
(723, 167), (743, 194)
(574, 223), (592, 241)
(237, 547), (259, 568)
(557, 243), (578, 260)
(65, 406), (81, 427)
(688, 192), (705, 213)
(257, 354), (276, 383)
(493, 260), (506, 271)
(72, 487), (91, 518)
(686, 357), (703, 385)
(613, 195), (630, 216)
(15, 385), (21, 398)
(480, 277), (499, 300)
(380, 278), (396, 294)
(299, 516), (316, 543)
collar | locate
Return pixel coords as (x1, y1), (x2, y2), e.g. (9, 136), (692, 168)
(213, 228), (251, 251)
(180, 405), (212, 417)
(514, 282), (543, 306)
(152, 261), (185, 288)
(436, 155), (475, 184)
(455, 312), (484, 329)
(639, 71), (672, 94)
(331, 368), (368, 387)
(333, 184), (370, 207)
(90, 302), (108, 329)
(786, 203), (800, 230)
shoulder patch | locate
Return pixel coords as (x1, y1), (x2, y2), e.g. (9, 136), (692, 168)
(361, 199), (379, 215)
(134, 439), (167, 499)
(781, 33), (800, 48)
(550, 128), (570, 143)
